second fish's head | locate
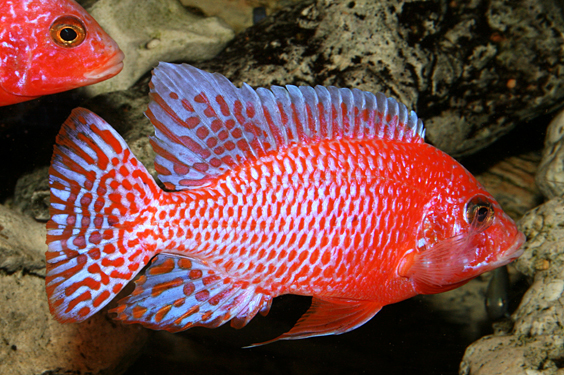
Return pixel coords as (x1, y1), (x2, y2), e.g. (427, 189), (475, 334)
(1, 0), (124, 98)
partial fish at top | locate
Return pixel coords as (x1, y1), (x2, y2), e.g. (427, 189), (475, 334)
(0, 0), (124, 106)
(44, 63), (525, 345)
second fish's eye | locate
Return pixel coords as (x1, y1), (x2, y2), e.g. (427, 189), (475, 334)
(466, 195), (494, 227)
(50, 16), (86, 47)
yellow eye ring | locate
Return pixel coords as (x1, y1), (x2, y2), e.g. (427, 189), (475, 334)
(50, 16), (86, 48)
(465, 195), (494, 228)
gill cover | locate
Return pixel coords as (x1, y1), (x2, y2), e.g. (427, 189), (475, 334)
(399, 195), (495, 294)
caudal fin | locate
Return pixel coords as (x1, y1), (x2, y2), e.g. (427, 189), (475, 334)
(46, 108), (160, 323)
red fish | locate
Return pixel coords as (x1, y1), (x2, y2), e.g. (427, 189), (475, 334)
(0, 0), (124, 106)
(45, 63), (525, 344)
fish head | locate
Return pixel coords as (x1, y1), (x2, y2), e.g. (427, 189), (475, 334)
(398, 167), (525, 295)
(0, 0), (124, 97)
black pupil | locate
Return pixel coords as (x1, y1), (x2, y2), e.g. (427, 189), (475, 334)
(60, 27), (78, 41)
(476, 206), (489, 222)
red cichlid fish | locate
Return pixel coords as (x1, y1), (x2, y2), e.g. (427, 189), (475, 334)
(45, 63), (525, 344)
(0, 0), (124, 106)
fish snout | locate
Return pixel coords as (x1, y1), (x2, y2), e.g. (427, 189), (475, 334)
(83, 49), (124, 81)
(503, 230), (526, 262)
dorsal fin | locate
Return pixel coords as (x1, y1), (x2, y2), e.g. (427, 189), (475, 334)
(146, 62), (425, 190)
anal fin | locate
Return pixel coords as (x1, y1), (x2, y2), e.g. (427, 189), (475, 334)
(248, 297), (381, 347)
(110, 253), (272, 332)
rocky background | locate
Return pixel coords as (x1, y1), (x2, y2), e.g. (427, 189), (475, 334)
(1, 0), (563, 374)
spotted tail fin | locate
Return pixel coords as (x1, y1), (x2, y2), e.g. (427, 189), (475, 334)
(46, 108), (160, 323)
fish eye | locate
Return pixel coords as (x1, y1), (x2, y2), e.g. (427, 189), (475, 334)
(465, 195), (494, 228)
(50, 16), (86, 48)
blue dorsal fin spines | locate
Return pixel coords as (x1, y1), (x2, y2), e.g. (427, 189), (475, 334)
(255, 87), (287, 148)
(341, 88), (355, 139)
(147, 63), (426, 191)
(385, 96), (398, 139)
(299, 86), (321, 142)
(351, 88), (365, 139)
(363, 89), (377, 138)
(271, 85), (296, 143)
(239, 83), (270, 157)
(313, 85), (333, 139)
(376, 92), (389, 139)
(286, 85), (309, 142)
(327, 86), (342, 139)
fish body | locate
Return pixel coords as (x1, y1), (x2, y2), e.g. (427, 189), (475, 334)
(0, 0), (124, 106)
(45, 63), (525, 343)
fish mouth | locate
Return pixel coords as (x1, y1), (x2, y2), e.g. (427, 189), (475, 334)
(83, 50), (125, 81)
(502, 231), (526, 263)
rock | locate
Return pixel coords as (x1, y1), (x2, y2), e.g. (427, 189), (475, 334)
(0, 204), (45, 274)
(536, 109), (564, 199)
(0, 204), (150, 375)
(474, 151), (544, 222)
(460, 335), (564, 375)
(0, 271), (150, 375)
(460, 198), (564, 375)
(80, 0), (235, 97)
(8, 166), (50, 222)
(198, 0), (564, 157)
(179, 0), (304, 33)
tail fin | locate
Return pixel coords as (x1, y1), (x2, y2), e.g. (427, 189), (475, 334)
(46, 108), (160, 323)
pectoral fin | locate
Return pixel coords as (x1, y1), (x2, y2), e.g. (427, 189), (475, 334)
(248, 297), (381, 347)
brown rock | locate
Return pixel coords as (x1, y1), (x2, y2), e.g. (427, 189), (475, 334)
(80, 0), (235, 97)
(475, 151), (544, 221)
(536, 109), (564, 199)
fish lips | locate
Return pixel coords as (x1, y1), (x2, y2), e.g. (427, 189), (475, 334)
(83, 50), (125, 82)
(487, 230), (526, 271)
(502, 231), (526, 263)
